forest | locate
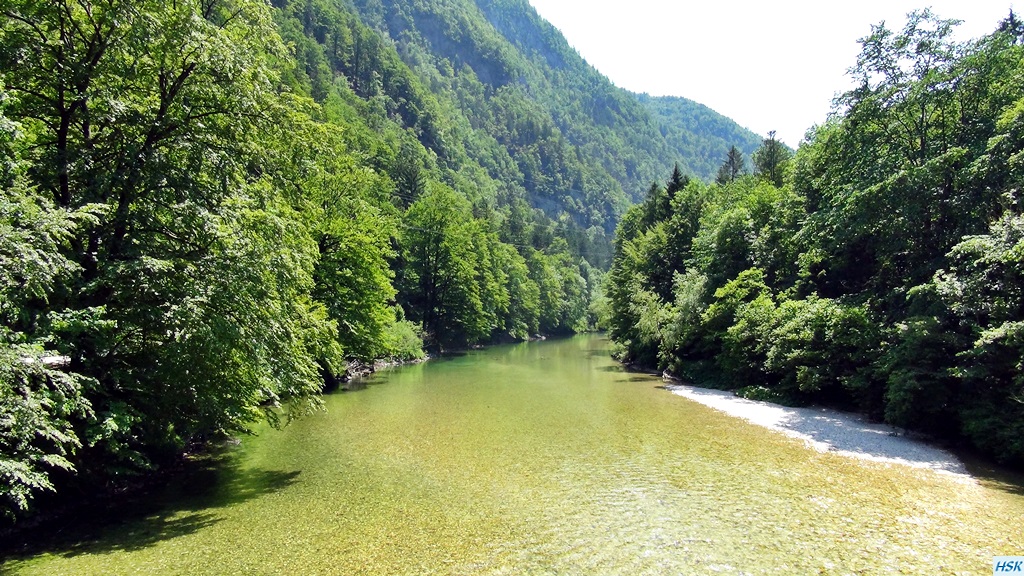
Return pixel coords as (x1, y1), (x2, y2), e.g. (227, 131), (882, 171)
(5, 0), (1021, 527)
(2, 0), (750, 520)
(605, 11), (1024, 466)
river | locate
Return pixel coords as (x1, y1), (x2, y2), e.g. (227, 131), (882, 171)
(4, 335), (1023, 574)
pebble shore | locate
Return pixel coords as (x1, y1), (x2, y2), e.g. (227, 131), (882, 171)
(664, 383), (973, 481)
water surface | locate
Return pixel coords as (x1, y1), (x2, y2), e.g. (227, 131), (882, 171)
(6, 335), (1023, 574)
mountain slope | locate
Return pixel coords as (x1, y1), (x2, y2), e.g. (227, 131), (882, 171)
(476, 0), (762, 180)
(637, 93), (763, 178)
(286, 0), (762, 230)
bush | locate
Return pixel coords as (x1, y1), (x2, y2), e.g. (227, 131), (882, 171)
(383, 308), (426, 361)
(879, 317), (961, 436)
(764, 297), (881, 408)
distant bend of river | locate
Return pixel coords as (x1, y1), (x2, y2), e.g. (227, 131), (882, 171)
(5, 334), (1023, 575)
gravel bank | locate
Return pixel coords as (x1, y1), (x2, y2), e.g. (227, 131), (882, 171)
(665, 383), (972, 480)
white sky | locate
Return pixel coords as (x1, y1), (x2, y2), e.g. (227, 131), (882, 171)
(526, 0), (1016, 147)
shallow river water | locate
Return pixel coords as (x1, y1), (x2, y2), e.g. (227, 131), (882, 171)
(5, 335), (1023, 574)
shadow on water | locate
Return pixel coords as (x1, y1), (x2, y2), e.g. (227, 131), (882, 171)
(959, 453), (1024, 497)
(339, 379), (372, 392)
(339, 352), (470, 393)
(424, 351), (469, 363)
(619, 376), (660, 383)
(0, 449), (300, 563)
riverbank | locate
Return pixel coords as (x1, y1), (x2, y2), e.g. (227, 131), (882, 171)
(663, 382), (973, 481)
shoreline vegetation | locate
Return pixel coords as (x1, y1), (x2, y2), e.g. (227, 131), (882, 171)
(604, 11), (1024, 472)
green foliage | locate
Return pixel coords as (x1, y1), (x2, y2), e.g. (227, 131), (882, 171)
(637, 94), (762, 181)
(764, 297), (880, 409)
(4, 0), (343, 456)
(400, 184), (488, 349)
(691, 179), (805, 292)
(0, 158), (95, 517)
(0, 340), (93, 518)
(0, 0), (408, 514)
(879, 316), (961, 434)
(382, 308), (427, 362)
(605, 15), (1024, 465)
(660, 270), (710, 373)
(752, 131), (792, 187)
(734, 385), (796, 405)
(956, 320), (1024, 462)
(527, 241), (589, 335)
(499, 243), (540, 339)
(268, 107), (399, 362)
(0, 91), (95, 516)
(715, 146), (747, 185)
(707, 269), (774, 382)
(929, 214), (1024, 462)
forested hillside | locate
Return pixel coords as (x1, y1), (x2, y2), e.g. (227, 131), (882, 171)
(605, 11), (1024, 465)
(0, 0), (767, 520)
(638, 94), (762, 180)
(344, 0), (761, 211)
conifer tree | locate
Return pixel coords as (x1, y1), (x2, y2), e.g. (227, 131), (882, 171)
(753, 131), (791, 187)
(666, 163), (689, 199)
(715, 146), (746, 184)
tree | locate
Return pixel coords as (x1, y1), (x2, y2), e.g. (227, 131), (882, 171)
(268, 108), (401, 362)
(400, 184), (487, 349)
(715, 146), (746, 184)
(665, 163), (689, 199)
(752, 131), (792, 187)
(0, 0), (338, 474)
(839, 9), (963, 168)
(0, 95), (94, 515)
(494, 243), (539, 339)
(391, 140), (428, 207)
(930, 213), (1024, 462)
(998, 9), (1024, 43)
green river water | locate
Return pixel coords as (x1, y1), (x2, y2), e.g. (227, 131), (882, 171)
(4, 334), (1023, 575)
